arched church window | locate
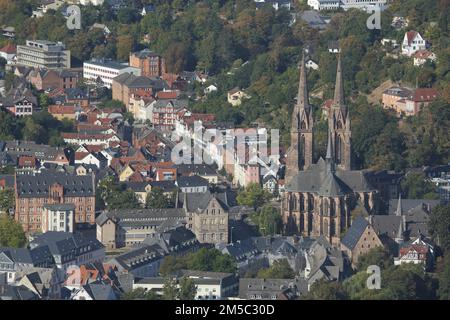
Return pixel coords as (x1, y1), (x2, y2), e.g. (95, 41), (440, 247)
(300, 120), (307, 130)
(335, 135), (343, 164)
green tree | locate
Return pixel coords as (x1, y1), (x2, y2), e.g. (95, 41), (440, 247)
(356, 246), (392, 272)
(302, 279), (347, 300)
(178, 277), (197, 300)
(401, 172), (439, 199)
(146, 187), (173, 209)
(237, 183), (272, 210)
(257, 259), (295, 279)
(185, 248), (237, 273)
(428, 204), (450, 249)
(0, 188), (14, 213)
(162, 277), (179, 300)
(251, 205), (282, 236)
(438, 254), (450, 300)
(0, 215), (26, 248)
(159, 255), (187, 276)
(121, 288), (159, 300)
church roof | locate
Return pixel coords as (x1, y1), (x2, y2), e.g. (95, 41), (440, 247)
(285, 159), (374, 194)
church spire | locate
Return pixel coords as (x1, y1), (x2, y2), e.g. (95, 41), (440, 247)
(333, 53), (345, 106)
(396, 193), (403, 216)
(325, 128), (334, 173)
(297, 53), (309, 109)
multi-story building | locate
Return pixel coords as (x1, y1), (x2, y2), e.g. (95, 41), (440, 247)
(148, 99), (189, 132)
(129, 49), (165, 78)
(307, 0), (386, 11)
(83, 59), (141, 89)
(14, 171), (96, 233)
(112, 72), (167, 107)
(41, 204), (75, 233)
(382, 86), (439, 116)
(28, 68), (80, 91)
(16, 40), (71, 69)
(402, 30), (426, 56)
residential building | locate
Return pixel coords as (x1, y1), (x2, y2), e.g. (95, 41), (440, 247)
(254, 0), (291, 11)
(107, 244), (165, 278)
(29, 231), (105, 272)
(227, 87), (249, 106)
(0, 43), (16, 64)
(0, 140), (71, 166)
(176, 175), (209, 193)
(238, 278), (308, 300)
(382, 86), (439, 116)
(0, 83), (38, 117)
(413, 50), (437, 66)
(148, 99), (189, 132)
(41, 203), (75, 233)
(401, 30), (426, 56)
(176, 164), (218, 184)
(96, 208), (186, 249)
(112, 72), (167, 107)
(28, 68), (80, 91)
(129, 49), (165, 78)
(14, 171), (96, 233)
(133, 270), (238, 300)
(16, 40), (71, 69)
(83, 59), (141, 89)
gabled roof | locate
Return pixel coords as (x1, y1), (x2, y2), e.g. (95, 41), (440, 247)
(176, 175), (209, 188)
(341, 217), (369, 250)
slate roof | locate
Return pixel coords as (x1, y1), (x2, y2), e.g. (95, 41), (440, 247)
(0, 284), (39, 300)
(176, 175), (209, 188)
(238, 278), (308, 300)
(15, 171), (94, 198)
(109, 244), (164, 271)
(113, 73), (167, 90)
(341, 217), (369, 250)
(83, 282), (117, 300)
(175, 164), (217, 176)
(286, 158), (374, 194)
(43, 203), (75, 211)
(177, 190), (237, 212)
(1, 140), (68, 163)
(29, 232), (104, 260)
(96, 208), (185, 227)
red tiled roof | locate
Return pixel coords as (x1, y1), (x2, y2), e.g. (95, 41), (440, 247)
(410, 88), (439, 102)
(321, 99), (334, 110)
(414, 50), (434, 59)
(48, 104), (76, 115)
(400, 244), (428, 256)
(406, 30), (419, 45)
(0, 43), (16, 54)
(157, 90), (180, 99)
(18, 156), (37, 168)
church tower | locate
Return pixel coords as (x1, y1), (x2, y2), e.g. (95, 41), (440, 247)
(286, 53), (314, 179)
(329, 54), (352, 171)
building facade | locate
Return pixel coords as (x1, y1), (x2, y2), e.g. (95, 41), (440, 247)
(16, 40), (71, 69)
(14, 171), (96, 233)
(282, 53), (377, 246)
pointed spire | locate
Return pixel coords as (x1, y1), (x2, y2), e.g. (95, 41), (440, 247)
(333, 53), (345, 106)
(325, 129), (334, 173)
(396, 193), (402, 216)
(297, 52), (308, 109)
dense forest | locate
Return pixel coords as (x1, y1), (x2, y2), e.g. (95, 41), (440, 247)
(0, 0), (449, 171)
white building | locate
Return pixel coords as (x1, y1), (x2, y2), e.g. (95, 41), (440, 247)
(306, 58), (319, 70)
(133, 271), (237, 300)
(41, 204), (75, 233)
(83, 59), (141, 88)
(16, 40), (71, 69)
(307, 0), (341, 11)
(307, 0), (386, 11)
(402, 30), (426, 56)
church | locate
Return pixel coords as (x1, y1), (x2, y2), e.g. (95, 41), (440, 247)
(282, 53), (378, 246)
